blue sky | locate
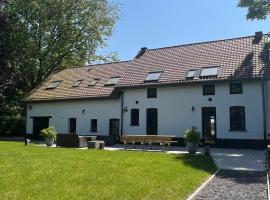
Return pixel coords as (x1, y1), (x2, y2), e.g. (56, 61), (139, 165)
(105, 0), (270, 61)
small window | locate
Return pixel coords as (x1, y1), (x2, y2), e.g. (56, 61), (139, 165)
(147, 88), (157, 98)
(105, 77), (120, 85)
(230, 106), (246, 131)
(186, 70), (198, 79)
(145, 71), (162, 82)
(230, 83), (243, 94)
(200, 67), (219, 77)
(89, 79), (99, 86)
(203, 84), (215, 95)
(46, 80), (61, 89)
(73, 80), (83, 87)
(130, 109), (139, 126)
(91, 119), (97, 132)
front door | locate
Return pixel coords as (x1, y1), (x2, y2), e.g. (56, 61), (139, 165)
(69, 118), (76, 133)
(33, 117), (49, 139)
(202, 107), (216, 144)
(109, 119), (120, 142)
(147, 108), (158, 135)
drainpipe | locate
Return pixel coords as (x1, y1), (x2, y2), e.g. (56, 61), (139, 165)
(120, 91), (124, 136)
(262, 79), (267, 144)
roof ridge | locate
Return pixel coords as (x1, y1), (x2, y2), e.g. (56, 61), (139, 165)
(146, 34), (268, 52)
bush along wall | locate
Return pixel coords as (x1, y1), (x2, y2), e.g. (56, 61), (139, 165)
(0, 116), (25, 136)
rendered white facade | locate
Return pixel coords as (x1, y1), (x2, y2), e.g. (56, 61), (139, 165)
(26, 80), (266, 144)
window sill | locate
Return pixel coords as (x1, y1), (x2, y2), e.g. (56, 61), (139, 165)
(90, 131), (97, 133)
(229, 129), (247, 132)
(130, 124), (139, 127)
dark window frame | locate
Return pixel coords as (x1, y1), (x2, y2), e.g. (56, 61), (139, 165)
(203, 84), (215, 95)
(90, 119), (97, 132)
(147, 88), (157, 98)
(130, 109), (139, 126)
(230, 106), (246, 131)
(230, 83), (243, 94)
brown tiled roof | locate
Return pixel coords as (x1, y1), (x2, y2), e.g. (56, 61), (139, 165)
(25, 34), (269, 102)
(117, 35), (268, 88)
(25, 61), (131, 102)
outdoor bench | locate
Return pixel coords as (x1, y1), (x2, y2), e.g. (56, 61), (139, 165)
(120, 135), (177, 151)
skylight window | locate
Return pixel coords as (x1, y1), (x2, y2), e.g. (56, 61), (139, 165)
(200, 67), (219, 77)
(73, 80), (83, 87)
(89, 79), (99, 86)
(145, 71), (162, 82)
(105, 77), (120, 85)
(46, 80), (61, 89)
(186, 70), (198, 79)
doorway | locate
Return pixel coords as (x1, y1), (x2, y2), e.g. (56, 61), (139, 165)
(202, 107), (216, 144)
(109, 119), (120, 142)
(33, 117), (50, 139)
(146, 108), (158, 135)
(69, 118), (76, 133)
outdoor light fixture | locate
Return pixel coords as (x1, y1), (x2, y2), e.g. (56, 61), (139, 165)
(82, 109), (85, 114)
(192, 106), (195, 112)
(123, 106), (128, 112)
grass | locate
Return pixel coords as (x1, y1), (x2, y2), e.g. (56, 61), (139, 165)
(0, 142), (217, 200)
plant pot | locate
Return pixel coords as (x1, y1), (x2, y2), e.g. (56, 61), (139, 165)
(45, 138), (54, 146)
(186, 141), (198, 154)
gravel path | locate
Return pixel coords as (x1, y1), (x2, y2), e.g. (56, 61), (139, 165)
(193, 170), (267, 200)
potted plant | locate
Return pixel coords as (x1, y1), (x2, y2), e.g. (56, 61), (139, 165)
(184, 126), (200, 154)
(40, 127), (57, 146)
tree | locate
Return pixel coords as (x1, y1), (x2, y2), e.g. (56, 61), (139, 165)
(1, 0), (119, 93)
(238, 0), (270, 20)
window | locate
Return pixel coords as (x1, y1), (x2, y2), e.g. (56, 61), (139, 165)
(203, 84), (215, 95)
(186, 70), (198, 79)
(89, 79), (99, 86)
(46, 80), (61, 89)
(105, 77), (120, 85)
(91, 119), (97, 132)
(130, 109), (139, 126)
(145, 71), (162, 82)
(73, 80), (83, 87)
(230, 83), (243, 94)
(147, 88), (157, 98)
(69, 118), (76, 133)
(230, 106), (246, 131)
(200, 67), (219, 77)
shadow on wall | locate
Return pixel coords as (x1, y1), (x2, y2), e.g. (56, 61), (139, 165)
(173, 154), (217, 174)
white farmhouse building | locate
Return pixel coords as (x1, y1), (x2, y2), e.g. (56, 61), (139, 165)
(25, 32), (270, 149)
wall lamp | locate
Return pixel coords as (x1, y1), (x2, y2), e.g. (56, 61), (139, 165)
(123, 106), (128, 112)
(192, 106), (195, 112)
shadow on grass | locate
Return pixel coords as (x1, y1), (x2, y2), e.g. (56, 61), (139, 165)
(173, 154), (217, 174)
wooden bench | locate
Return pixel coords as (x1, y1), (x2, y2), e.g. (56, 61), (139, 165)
(120, 135), (177, 151)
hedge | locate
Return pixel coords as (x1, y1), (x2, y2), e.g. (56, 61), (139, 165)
(0, 116), (25, 136)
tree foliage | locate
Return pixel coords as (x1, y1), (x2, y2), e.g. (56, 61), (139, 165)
(238, 0), (270, 20)
(0, 0), (119, 115)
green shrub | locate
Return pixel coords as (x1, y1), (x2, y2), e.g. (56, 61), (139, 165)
(0, 116), (25, 136)
(184, 126), (200, 143)
(40, 127), (57, 140)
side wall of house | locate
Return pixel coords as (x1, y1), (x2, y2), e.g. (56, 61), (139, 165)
(265, 81), (270, 139)
(122, 81), (264, 147)
(26, 99), (121, 135)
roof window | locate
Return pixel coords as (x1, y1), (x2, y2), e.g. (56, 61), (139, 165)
(200, 67), (219, 77)
(46, 80), (61, 89)
(73, 80), (83, 87)
(89, 79), (99, 86)
(145, 71), (162, 82)
(105, 77), (120, 86)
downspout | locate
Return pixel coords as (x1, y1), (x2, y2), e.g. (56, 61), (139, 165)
(262, 79), (267, 144)
(120, 91), (124, 136)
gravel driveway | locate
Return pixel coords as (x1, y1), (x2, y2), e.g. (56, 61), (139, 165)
(193, 170), (267, 200)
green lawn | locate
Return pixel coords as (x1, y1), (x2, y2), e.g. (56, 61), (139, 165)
(0, 142), (217, 200)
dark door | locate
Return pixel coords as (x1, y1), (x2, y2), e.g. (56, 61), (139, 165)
(69, 118), (76, 133)
(202, 107), (216, 144)
(147, 108), (158, 135)
(109, 119), (120, 141)
(33, 117), (49, 139)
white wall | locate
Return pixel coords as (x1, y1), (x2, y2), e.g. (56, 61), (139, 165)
(265, 81), (270, 139)
(26, 99), (121, 135)
(122, 81), (264, 140)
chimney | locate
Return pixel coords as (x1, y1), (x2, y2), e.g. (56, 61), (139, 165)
(253, 31), (263, 44)
(135, 47), (147, 59)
